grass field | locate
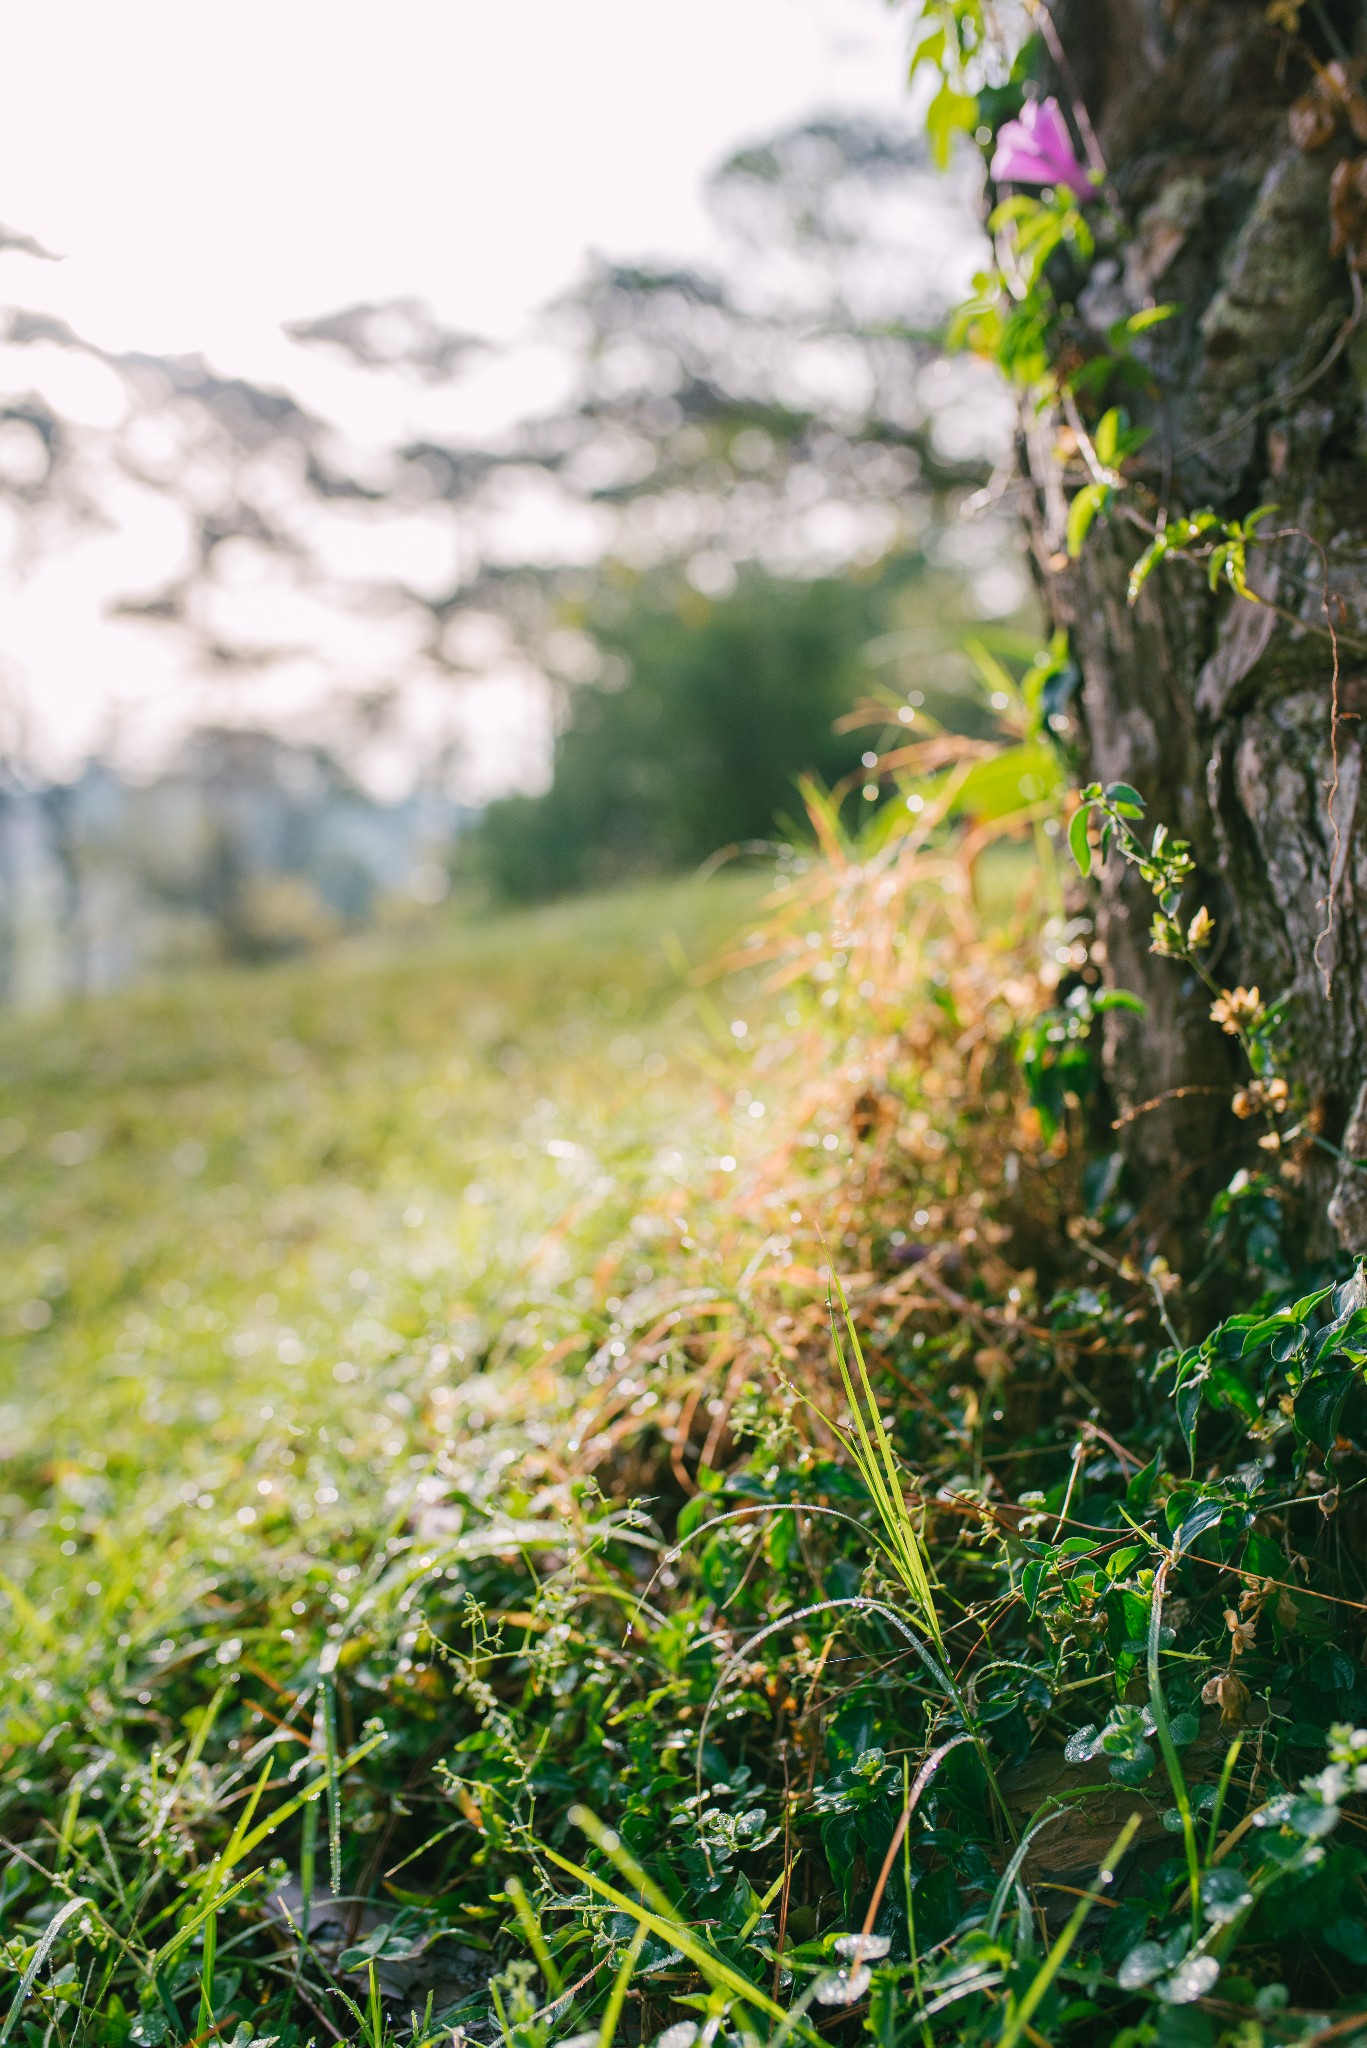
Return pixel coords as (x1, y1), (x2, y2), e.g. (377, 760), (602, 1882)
(0, 875), (766, 1475)
(0, 871), (820, 2042)
(5, 841), (1367, 2048)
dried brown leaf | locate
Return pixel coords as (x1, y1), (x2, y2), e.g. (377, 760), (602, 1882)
(1330, 154), (1367, 270)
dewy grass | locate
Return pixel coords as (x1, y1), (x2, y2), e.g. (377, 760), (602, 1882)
(994, 1813), (1141, 2048)
(1147, 1556), (1202, 1940)
(3, 799), (1367, 2047)
(0, 874), (764, 1474)
(547, 1808), (814, 2043)
(826, 1273), (943, 1654)
(813, 1279), (1019, 1846)
(0, 1899), (88, 2048)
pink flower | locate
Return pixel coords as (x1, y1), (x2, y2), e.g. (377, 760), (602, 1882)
(990, 97), (1093, 201)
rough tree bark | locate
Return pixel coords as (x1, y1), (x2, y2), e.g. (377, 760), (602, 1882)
(1028, 0), (1367, 1257)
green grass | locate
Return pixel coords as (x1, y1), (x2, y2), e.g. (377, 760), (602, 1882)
(3, 848), (1367, 2048)
(0, 874), (763, 1476)
(0, 871), (800, 2048)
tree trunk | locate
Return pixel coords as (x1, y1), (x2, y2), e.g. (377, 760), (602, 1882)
(1031, 0), (1367, 1257)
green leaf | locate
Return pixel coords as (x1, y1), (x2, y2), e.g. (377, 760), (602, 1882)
(1238, 1313), (1295, 1357)
(1117, 1940), (1167, 1990)
(1325, 1919), (1367, 1966)
(1175, 1373), (1207, 1455)
(765, 1509), (796, 1570)
(1066, 353), (1117, 399)
(926, 81), (979, 169)
(987, 193), (1046, 231)
(1172, 1498), (1225, 1554)
(1105, 1544), (1146, 1581)
(1290, 1281), (1336, 1321)
(0, 1899), (88, 2048)
(1125, 1454), (1159, 1511)
(1105, 782), (1145, 812)
(1271, 1322), (1309, 1365)
(1207, 1365), (1260, 1422)
(908, 23), (947, 77)
(1294, 1368), (1358, 1452)
(1066, 481), (1110, 559)
(676, 1495), (709, 1540)
(1117, 303), (1177, 338)
(1201, 1868), (1253, 1926)
(1208, 541), (1235, 593)
(1127, 535), (1166, 605)
(910, 738), (1063, 823)
(1068, 803), (1093, 876)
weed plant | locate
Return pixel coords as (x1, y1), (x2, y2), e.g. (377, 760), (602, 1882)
(1, 785), (1366, 2048)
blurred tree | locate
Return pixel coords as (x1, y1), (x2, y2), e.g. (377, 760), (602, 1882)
(0, 116), (1017, 803)
(477, 563), (921, 898)
(447, 120), (1015, 895)
(400, 117), (1005, 676)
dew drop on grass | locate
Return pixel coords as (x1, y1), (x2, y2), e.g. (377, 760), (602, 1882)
(815, 1966), (872, 2006)
(653, 2026), (698, 2048)
(834, 1933), (890, 1961)
(1158, 1955), (1221, 2005)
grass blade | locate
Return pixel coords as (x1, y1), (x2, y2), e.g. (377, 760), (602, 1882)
(232, 1727), (384, 1867)
(367, 1958), (383, 2048)
(299, 1773), (319, 1938)
(597, 1921), (647, 2048)
(321, 1672), (343, 1896)
(996, 1814), (1140, 2048)
(828, 1272), (942, 1649)
(1148, 1558), (1201, 1936)
(195, 1902), (216, 2044)
(0, 1897), (87, 2048)
(505, 1875), (563, 1996)
(545, 1810), (814, 2041)
(985, 1805), (1069, 1939)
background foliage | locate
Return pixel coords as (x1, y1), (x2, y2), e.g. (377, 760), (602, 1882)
(476, 560), (990, 898)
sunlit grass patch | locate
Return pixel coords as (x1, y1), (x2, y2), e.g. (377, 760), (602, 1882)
(3, 806), (1366, 2048)
(0, 875), (765, 1466)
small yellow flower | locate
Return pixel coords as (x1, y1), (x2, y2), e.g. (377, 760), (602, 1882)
(1231, 1074), (1288, 1119)
(1210, 985), (1262, 1034)
(1186, 905), (1215, 949)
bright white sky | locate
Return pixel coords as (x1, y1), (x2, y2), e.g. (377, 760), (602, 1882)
(0, 0), (921, 794)
(2, 0), (911, 361)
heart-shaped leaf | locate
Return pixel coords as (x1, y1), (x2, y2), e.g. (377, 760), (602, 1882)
(1172, 1497), (1225, 1554)
(1201, 1867), (1253, 1926)
(1116, 1940), (1166, 1990)
(1064, 1724), (1099, 1764)
(1294, 1368), (1357, 1452)
(1271, 1322), (1308, 1364)
(1158, 1954), (1220, 2004)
